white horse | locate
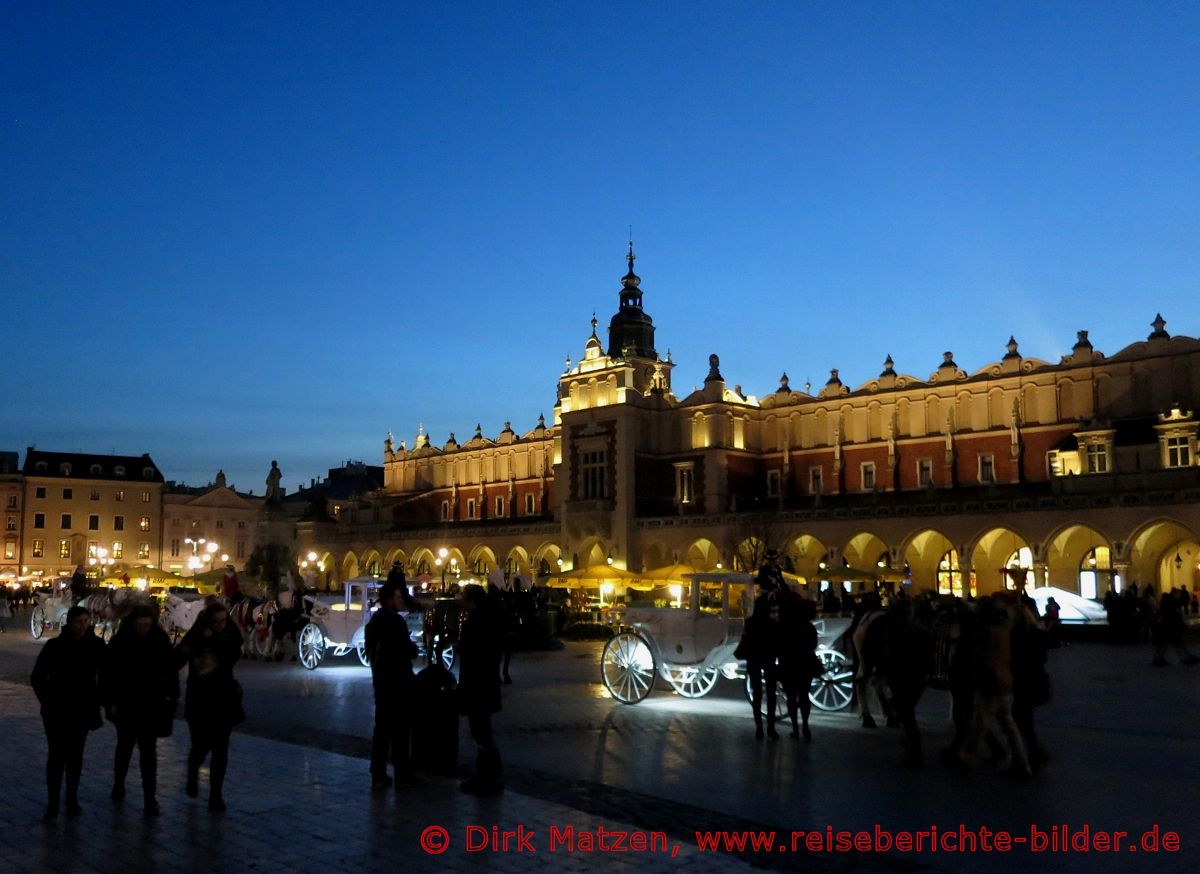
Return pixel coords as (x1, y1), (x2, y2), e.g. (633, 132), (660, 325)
(83, 587), (144, 641)
(161, 593), (208, 642)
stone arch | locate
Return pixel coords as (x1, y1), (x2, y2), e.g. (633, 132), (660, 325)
(640, 540), (672, 572)
(841, 530), (890, 573)
(968, 526), (1033, 595)
(1044, 523), (1113, 597)
(359, 549), (382, 577)
(532, 541), (564, 577)
(468, 545), (497, 577)
(504, 546), (531, 577)
(383, 547), (408, 570)
(684, 538), (722, 571)
(340, 551), (360, 582)
(899, 527), (956, 593)
(1127, 517), (1200, 594)
(786, 534), (827, 579)
(988, 388), (1008, 430)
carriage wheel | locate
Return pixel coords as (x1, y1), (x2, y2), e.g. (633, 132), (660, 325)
(355, 641), (371, 667)
(440, 644), (455, 671)
(666, 665), (720, 698)
(297, 624), (325, 670)
(601, 632), (655, 704)
(809, 650), (854, 712)
(743, 675), (788, 718)
(30, 604), (46, 639)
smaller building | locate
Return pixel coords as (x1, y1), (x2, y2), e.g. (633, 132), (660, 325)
(162, 471), (265, 576)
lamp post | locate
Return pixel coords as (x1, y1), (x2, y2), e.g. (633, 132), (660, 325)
(299, 551), (322, 590)
(89, 546), (113, 581)
(184, 537), (220, 578)
(436, 547), (449, 592)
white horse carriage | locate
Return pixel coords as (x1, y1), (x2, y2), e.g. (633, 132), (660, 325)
(297, 578), (379, 669)
(600, 572), (856, 712)
(30, 582), (74, 640)
(160, 592), (208, 642)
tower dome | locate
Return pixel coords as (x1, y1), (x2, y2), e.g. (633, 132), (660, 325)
(606, 241), (657, 359)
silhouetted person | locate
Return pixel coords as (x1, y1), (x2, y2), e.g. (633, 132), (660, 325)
(70, 565), (89, 603)
(778, 594), (819, 741)
(458, 584), (504, 795)
(365, 581), (419, 790)
(176, 603), (244, 812)
(31, 605), (105, 820)
(745, 550), (786, 739)
(104, 603), (178, 815)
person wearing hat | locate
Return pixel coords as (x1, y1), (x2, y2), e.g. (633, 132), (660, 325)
(744, 549), (786, 739)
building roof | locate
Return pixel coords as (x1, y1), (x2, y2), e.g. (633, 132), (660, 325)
(23, 449), (164, 483)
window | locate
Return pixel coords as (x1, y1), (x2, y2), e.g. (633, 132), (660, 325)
(937, 548), (974, 597)
(861, 462), (876, 491)
(170, 538), (180, 557)
(90, 465), (101, 476)
(581, 450), (607, 499)
(525, 494), (536, 515)
(809, 467), (823, 495)
(35, 462), (47, 473)
(112, 542), (123, 559)
(495, 496), (505, 517)
(114, 466), (125, 477)
(216, 519), (224, 529)
(62, 488), (73, 500)
(60, 464), (71, 476)
(140, 516), (151, 532)
(237, 521), (247, 530)
(88, 514), (99, 531)
(34, 512), (45, 529)
(115, 490), (125, 502)
(440, 500), (450, 521)
(59, 540), (71, 559)
(5, 515), (14, 531)
(87, 541), (98, 558)
(141, 491), (151, 502)
(32, 539), (44, 558)
(35, 486), (46, 498)
(114, 515), (124, 531)
(674, 463), (694, 505)
(190, 520), (200, 530)
(90, 489), (100, 501)
(3, 540), (14, 560)
(466, 498), (476, 519)
(766, 470), (781, 498)
(978, 454), (995, 484)
(918, 459), (933, 487)
(1085, 443), (1109, 474)
(1166, 436), (1191, 468)
(138, 542), (150, 560)
(236, 541), (246, 558)
(6, 495), (16, 508)
(60, 514), (72, 529)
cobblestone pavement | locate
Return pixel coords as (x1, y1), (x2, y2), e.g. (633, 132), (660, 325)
(2, 617), (1198, 873)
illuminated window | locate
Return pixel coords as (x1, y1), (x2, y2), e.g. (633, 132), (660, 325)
(1079, 546), (1112, 599)
(1085, 443), (1109, 473)
(137, 542), (150, 560)
(60, 514), (71, 529)
(87, 541), (97, 558)
(674, 463), (695, 505)
(112, 542), (123, 559)
(937, 548), (975, 597)
(918, 459), (933, 487)
(861, 463), (876, 491)
(809, 467), (822, 495)
(115, 490), (125, 502)
(59, 540), (71, 559)
(114, 515), (124, 531)
(581, 450), (607, 500)
(88, 515), (99, 531)
(3, 539), (14, 559)
(33, 539), (44, 558)
(141, 491), (151, 502)
(34, 513), (45, 529)
(140, 517), (150, 532)
(978, 454), (995, 484)
(1166, 436), (1191, 468)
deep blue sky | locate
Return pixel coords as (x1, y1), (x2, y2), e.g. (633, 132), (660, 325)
(3, 2), (1198, 495)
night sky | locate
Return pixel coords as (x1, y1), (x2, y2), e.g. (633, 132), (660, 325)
(4, 2), (1198, 494)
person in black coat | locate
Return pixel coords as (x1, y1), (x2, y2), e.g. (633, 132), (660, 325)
(31, 605), (106, 820)
(103, 603), (178, 815)
(778, 593), (819, 742)
(365, 580), (420, 790)
(744, 550), (786, 739)
(457, 584), (504, 795)
(175, 602), (243, 812)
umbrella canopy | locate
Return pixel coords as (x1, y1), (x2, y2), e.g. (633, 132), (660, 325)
(544, 565), (641, 589)
(640, 563), (697, 581)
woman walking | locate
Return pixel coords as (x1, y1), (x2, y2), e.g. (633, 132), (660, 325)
(103, 603), (178, 815)
(30, 605), (106, 820)
(176, 602), (244, 812)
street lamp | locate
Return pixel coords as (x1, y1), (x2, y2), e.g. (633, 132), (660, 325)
(184, 537), (220, 578)
(436, 547), (449, 591)
(89, 546), (114, 581)
(300, 551), (323, 590)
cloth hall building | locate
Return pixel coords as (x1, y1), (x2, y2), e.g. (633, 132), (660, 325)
(296, 250), (1200, 601)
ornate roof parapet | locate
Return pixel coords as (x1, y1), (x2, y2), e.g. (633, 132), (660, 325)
(878, 355), (897, 389)
(999, 336), (1023, 373)
(1150, 313), (1170, 341)
(1061, 329), (1101, 366)
(496, 421), (517, 445)
(819, 368), (848, 399)
(930, 351), (965, 382)
(443, 432), (459, 452)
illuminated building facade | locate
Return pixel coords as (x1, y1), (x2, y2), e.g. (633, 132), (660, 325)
(298, 252), (1200, 599)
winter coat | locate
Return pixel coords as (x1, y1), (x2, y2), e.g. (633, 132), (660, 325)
(365, 608), (418, 694)
(103, 625), (178, 727)
(31, 630), (107, 729)
(457, 606), (503, 715)
(176, 622), (243, 726)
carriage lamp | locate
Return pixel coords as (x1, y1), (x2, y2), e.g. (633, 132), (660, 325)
(1174, 552), (1183, 570)
(606, 552), (614, 565)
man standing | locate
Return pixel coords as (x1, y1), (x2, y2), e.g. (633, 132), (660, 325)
(365, 581), (419, 790)
(457, 584), (504, 795)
